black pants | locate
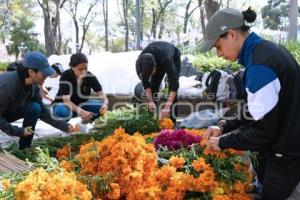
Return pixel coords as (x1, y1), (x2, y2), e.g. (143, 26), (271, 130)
(260, 153), (300, 200)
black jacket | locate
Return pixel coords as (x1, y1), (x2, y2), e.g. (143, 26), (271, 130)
(0, 72), (69, 136)
(219, 33), (300, 157)
(139, 41), (181, 92)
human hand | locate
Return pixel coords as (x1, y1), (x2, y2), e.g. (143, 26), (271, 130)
(99, 104), (108, 115)
(206, 136), (221, 151)
(80, 110), (93, 122)
(204, 126), (222, 140)
(148, 101), (156, 112)
(22, 127), (33, 137)
(67, 124), (79, 133)
(160, 106), (170, 119)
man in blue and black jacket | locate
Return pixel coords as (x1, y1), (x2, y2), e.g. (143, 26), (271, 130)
(200, 8), (300, 200)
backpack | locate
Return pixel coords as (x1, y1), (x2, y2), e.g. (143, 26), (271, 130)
(5, 61), (23, 72)
(202, 69), (244, 100)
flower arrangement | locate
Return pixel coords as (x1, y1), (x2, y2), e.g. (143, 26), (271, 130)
(1, 128), (254, 200)
(75, 127), (158, 199)
(153, 129), (202, 150)
(14, 168), (92, 200)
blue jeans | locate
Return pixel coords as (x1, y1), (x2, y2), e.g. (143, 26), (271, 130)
(4, 101), (41, 149)
(52, 100), (103, 121)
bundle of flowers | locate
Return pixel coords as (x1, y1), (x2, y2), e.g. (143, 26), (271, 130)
(2, 128), (254, 200)
(94, 104), (176, 136)
(154, 129), (253, 200)
(94, 105), (160, 135)
(159, 117), (174, 129)
(153, 129), (202, 150)
(13, 168), (92, 200)
(75, 127), (158, 199)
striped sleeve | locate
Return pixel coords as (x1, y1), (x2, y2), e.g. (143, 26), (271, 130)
(245, 65), (281, 120)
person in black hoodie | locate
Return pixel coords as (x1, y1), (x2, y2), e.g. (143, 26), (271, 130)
(200, 7), (300, 200)
(135, 41), (181, 122)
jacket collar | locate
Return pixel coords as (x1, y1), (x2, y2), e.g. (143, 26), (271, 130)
(238, 32), (262, 67)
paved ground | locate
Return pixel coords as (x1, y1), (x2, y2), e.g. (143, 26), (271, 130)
(0, 118), (93, 149)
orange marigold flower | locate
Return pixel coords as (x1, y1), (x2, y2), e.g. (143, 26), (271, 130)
(192, 158), (210, 172)
(106, 183), (120, 200)
(227, 148), (245, 156)
(168, 156), (185, 169)
(56, 145), (71, 160)
(233, 181), (246, 194)
(159, 118), (174, 130)
(230, 193), (253, 200)
(204, 148), (227, 158)
(60, 160), (74, 172)
(213, 194), (231, 200)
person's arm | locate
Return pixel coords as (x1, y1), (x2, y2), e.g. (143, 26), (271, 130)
(217, 107), (252, 133)
(38, 102), (73, 133)
(161, 57), (180, 117)
(39, 84), (54, 102)
(144, 88), (156, 112)
(95, 91), (109, 114)
(62, 95), (93, 121)
(209, 64), (281, 151)
(160, 91), (176, 118)
(0, 82), (24, 137)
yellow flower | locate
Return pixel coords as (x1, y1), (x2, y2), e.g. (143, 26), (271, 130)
(1, 179), (11, 191)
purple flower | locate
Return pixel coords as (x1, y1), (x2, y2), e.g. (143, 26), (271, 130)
(153, 129), (202, 150)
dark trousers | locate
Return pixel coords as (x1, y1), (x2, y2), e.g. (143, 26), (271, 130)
(260, 153), (300, 200)
(4, 102), (41, 149)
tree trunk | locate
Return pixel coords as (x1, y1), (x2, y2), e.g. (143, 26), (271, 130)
(198, 0), (206, 35)
(123, 0), (129, 51)
(183, 0), (192, 33)
(288, 0), (298, 41)
(38, 0), (57, 56)
(158, 10), (165, 39)
(205, 0), (220, 20)
(226, 0), (230, 8)
(55, 0), (62, 54)
(103, 0), (109, 51)
(151, 9), (158, 38)
(140, 5), (144, 41)
(73, 17), (79, 52)
(151, 0), (173, 39)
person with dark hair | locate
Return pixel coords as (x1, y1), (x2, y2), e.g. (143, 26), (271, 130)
(202, 8), (300, 200)
(52, 53), (108, 122)
(40, 62), (64, 103)
(135, 41), (181, 121)
(5, 61), (64, 103)
(51, 63), (63, 77)
(0, 51), (74, 149)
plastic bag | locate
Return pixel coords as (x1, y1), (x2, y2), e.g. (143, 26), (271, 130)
(180, 109), (220, 129)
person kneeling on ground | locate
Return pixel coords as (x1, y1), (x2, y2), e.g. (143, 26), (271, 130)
(52, 53), (108, 123)
(0, 51), (74, 150)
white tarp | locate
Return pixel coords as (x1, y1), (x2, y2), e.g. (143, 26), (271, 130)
(47, 51), (142, 95)
(45, 52), (202, 102)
